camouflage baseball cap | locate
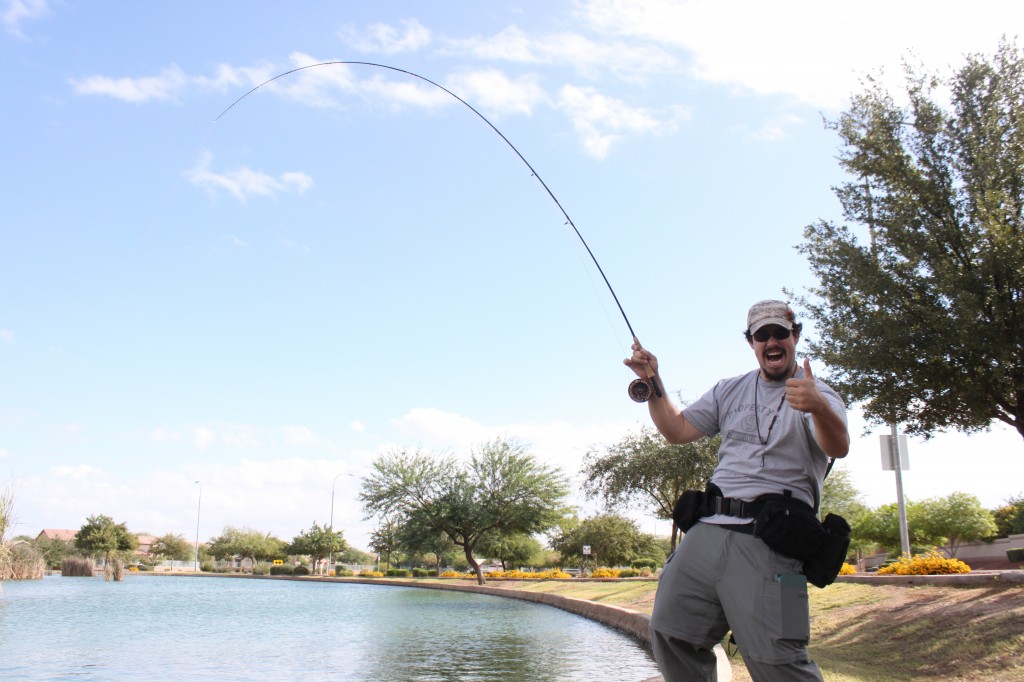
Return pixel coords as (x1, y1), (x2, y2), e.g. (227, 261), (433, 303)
(746, 300), (796, 334)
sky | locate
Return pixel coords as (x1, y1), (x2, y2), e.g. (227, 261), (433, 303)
(2, 0), (1022, 554)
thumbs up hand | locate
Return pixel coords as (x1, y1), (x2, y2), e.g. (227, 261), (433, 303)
(785, 359), (827, 414)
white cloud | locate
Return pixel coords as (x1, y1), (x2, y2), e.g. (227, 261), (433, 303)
(0, 329), (14, 344)
(558, 84), (683, 158)
(284, 426), (317, 447)
(443, 25), (676, 78)
(52, 464), (106, 481)
(341, 18), (432, 54)
(350, 420), (367, 433)
(193, 426), (214, 451)
(750, 113), (806, 141)
(70, 64), (188, 104)
(185, 149), (314, 202)
(577, 0), (1023, 110)
(0, 448), (11, 459)
(445, 69), (549, 117)
(2, 0), (49, 39)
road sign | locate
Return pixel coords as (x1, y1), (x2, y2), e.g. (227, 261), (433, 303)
(880, 434), (910, 470)
(582, 545), (591, 555)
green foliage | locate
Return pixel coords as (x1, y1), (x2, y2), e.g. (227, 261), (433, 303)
(791, 40), (1024, 441)
(75, 515), (138, 562)
(549, 514), (651, 568)
(200, 561), (216, 572)
(269, 564), (293, 575)
(632, 558), (658, 570)
(877, 549), (971, 575)
(291, 565), (310, 576)
(582, 425), (719, 547)
(476, 532), (543, 571)
(411, 568), (433, 577)
(385, 568), (411, 577)
(148, 533), (194, 561)
(916, 492), (997, 556)
(334, 567), (355, 576)
(361, 437), (571, 584)
(289, 522), (347, 574)
(208, 526), (286, 569)
(853, 492), (998, 556)
(990, 494), (1024, 537)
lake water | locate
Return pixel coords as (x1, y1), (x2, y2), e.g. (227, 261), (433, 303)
(0, 575), (660, 681)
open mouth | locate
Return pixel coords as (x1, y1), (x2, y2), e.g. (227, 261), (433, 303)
(765, 348), (786, 366)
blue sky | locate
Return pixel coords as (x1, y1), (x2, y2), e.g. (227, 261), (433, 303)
(3, 0), (1022, 553)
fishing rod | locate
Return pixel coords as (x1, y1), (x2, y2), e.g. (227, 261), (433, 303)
(215, 61), (662, 402)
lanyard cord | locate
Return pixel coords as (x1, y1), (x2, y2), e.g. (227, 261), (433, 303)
(753, 373), (787, 446)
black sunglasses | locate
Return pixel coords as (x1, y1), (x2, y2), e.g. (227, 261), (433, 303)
(752, 327), (792, 342)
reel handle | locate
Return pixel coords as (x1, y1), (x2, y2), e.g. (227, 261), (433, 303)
(627, 337), (663, 403)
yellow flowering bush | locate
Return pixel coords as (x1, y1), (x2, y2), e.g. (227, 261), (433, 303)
(839, 563), (856, 575)
(487, 569), (573, 579)
(877, 549), (971, 575)
(358, 570), (384, 577)
(439, 570), (473, 578)
(591, 567), (621, 578)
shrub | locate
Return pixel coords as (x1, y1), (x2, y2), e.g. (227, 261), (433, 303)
(200, 561), (216, 573)
(439, 570), (470, 578)
(839, 563), (856, 576)
(632, 558), (658, 570)
(252, 562), (270, 576)
(411, 568), (433, 577)
(877, 549), (971, 576)
(292, 565), (310, 576)
(335, 568), (354, 577)
(591, 567), (621, 578)
(385, 568), (411, 577)
(269, 565), (293, 575)
(617, 569), (640, 578)
(61, 557), (95, 577)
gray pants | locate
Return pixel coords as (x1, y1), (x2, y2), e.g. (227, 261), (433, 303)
(650, 522), (823, 682)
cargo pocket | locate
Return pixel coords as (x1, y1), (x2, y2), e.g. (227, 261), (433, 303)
(763, 573), (810, 644)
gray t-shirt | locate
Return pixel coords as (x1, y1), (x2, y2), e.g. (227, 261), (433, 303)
(682, 367), (847, 523)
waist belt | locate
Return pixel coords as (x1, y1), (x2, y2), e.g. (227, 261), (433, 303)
(707, 495), (764, 519)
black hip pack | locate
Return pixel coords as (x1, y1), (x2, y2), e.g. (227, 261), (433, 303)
(752, 493), (850, 588)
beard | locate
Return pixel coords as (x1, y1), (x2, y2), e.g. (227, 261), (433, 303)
(762, 359), (797, 382)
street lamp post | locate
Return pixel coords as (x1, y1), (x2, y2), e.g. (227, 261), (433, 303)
(329, 472), (356, 573)
(194, 480), (202, 572)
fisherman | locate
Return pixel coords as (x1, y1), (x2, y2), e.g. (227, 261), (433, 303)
(624, 300), (850, 682)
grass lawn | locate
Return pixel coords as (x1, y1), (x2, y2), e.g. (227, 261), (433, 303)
(436, 577), (1024, 681)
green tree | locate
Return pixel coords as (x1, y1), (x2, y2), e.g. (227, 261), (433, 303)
(476, 532), (543, 571)
(991, 494), (1024, 538)
(792, 41), (1024, 441)
(75, 514), (139, 566)
(548, 514), (648, 568)
(290, 522), (347, 574)
(917, 492), (998, 557)
(368, 517), (401, 571)
(208, 526), (285, 571)
(334, 546), (377, 566)
(148, 533), (194, 562)
(360, 437), (570, 585)
(582, 425), (719, 549)
(852, 502), (945, 555)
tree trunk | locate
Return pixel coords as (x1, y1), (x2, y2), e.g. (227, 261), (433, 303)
(464, 546), (484, 585)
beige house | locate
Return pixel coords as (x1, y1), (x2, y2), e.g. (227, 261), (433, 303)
(35, 529), (78, 543)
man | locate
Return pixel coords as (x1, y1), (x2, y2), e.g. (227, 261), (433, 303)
(624, 300), (849, 682)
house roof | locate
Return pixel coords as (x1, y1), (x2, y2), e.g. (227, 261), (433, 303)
(36, 529), (78, 542)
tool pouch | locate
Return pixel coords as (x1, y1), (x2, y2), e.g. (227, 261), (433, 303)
(753, 494), (826, 563)
(802, 513), (851, 588)
(672, 489), (706, 533)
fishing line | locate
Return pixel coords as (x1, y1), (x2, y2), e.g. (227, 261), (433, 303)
(215, 60), (661, 402)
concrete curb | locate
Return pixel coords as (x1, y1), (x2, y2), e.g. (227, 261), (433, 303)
(836, 569), (1024, 586)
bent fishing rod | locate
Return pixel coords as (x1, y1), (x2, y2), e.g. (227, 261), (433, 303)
(215, 61), (662, 402)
